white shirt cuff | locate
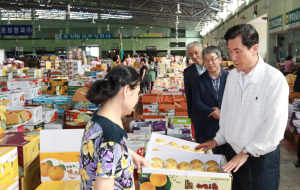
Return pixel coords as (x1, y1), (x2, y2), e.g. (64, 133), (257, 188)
(213, 135), (226, 146)
(245, 143), (261, 157)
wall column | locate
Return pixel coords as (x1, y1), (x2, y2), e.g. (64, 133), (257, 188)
(132, 27), (136, 55)
(97, 23), (102, 57)
(65, 21), (70, 52)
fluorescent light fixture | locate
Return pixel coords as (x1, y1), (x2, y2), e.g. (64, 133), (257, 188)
(136, 27), (138, 28)
(150, 27), (153, 28)
(121, 27), (124, 28)
(40, 4), (45, 6)
(91, 16), (95, 24)
(175, 4), (182, 14)
(7, 15), (11, 25)
(106, 24), (110, 31)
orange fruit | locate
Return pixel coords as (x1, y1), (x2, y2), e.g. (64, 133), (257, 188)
(48, 166), (65, 181)
(40, 162), (52, 177)
(139, 182), (155, 190)
(149, 173), (167, 187)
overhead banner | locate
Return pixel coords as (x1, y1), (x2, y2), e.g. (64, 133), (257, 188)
(60, 33), (113, 39)
(136, 33), (166, 37)
(269, 15), (282, 33)
(286, 7), (300, 29)
(1, 25), (33, 36)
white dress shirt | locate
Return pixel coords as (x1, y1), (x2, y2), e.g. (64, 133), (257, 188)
(214, 56), (289, 157)
(241, 67), (255, 92)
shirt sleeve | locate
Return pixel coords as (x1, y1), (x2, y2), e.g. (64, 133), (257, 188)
(214, 76), (229, 146)
(245, 76), (289, 157)
(96, 141), (122, 178)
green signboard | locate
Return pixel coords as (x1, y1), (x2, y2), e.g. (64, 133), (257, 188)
(286, 7), (300, 29)
(269, 15), (282, 33)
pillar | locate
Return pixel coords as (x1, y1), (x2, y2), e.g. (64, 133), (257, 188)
(132, 27), (136, 55)
(98, 23), (102, 57)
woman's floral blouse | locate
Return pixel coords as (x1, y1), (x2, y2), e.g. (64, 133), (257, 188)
(79, 113), (134, 190)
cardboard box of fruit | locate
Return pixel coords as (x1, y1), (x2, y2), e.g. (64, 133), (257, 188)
(0, 147), (19, 189)
(40, 129), (84, 182)
(147, 133), (212, 154)
(139, 151), (232, 190)
(0, 132), (40, 176)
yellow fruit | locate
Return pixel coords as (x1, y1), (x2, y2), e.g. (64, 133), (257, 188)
(149, 173), (167, 187)
(40, 162), (52, 177)
(140, 182), (156, 190)
(48, 166), (65, 181)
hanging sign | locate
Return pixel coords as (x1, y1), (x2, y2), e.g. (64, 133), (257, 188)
(146, 46), (157, 50)
(269, 15), (282, 33)
(286, 7), (300, 29)
(111, 46), (119, 50)
(55, 47), (65, 51)
(36, 47), (46, 52)
(136, 33), (166, 37)
(0, 25), (33, 36)
(60, 33), (113, 39)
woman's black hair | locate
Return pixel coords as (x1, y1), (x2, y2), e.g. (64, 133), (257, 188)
(149, 56), (154, 62)
(122, 55), (128, 62)
(86, 65), (141, 106)
(287, 56), (293, 61)
(140, 58), (146, 63)
(112, 55), (118, 62)
(224, 24), (259, 50)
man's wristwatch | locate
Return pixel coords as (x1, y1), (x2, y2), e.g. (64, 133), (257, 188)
(243, 148), (253, 157)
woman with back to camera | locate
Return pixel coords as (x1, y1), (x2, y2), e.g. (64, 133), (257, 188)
(79, 65), (148, 190)
(147, 57), (156, 93)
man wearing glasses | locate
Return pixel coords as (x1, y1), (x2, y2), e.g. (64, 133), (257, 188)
(192, 46), (229, 154)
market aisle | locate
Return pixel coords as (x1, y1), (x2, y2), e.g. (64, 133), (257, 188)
(279, 139), (300, 190)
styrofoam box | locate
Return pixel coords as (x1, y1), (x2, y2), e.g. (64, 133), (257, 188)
(152, 131), (166, 135)
(159, 112), (175, 116)
(147, 133), (212, 154)
(44, 119), (64, 130)
(127, 133), (151, 141)
(143, 151), (229, 177)
(143, 104), (159, 113)
(143, 112), (159, 115)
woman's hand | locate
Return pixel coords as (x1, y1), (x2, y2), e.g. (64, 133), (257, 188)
(129, 149), (149, 173)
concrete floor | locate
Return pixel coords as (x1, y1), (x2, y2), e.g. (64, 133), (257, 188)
(279, 139), (300, 190)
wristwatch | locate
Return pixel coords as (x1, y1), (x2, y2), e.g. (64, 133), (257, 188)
(243, 148), (253, 157)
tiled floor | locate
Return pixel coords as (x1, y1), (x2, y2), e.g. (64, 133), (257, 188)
(279, 139), (300, 190)
(131, 100), (300, 190)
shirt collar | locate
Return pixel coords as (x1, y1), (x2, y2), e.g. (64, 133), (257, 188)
(195, 63), (205, 70)
(208, 70), (222, 80)
(238, 55), (264, 84)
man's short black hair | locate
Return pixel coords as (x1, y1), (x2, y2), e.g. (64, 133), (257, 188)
(112, 55), (118, 62)
(140, 54), (145, 58)
(140, 58), (146, 63)
(224, 24), (259, 50)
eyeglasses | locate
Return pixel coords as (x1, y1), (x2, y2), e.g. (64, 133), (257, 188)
(203, 57), (220, 64)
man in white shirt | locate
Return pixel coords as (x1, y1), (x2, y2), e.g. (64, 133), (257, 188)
(196, 24), (289, 190)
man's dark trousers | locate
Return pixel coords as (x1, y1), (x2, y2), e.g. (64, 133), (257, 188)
(225, 145), (280, 190)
